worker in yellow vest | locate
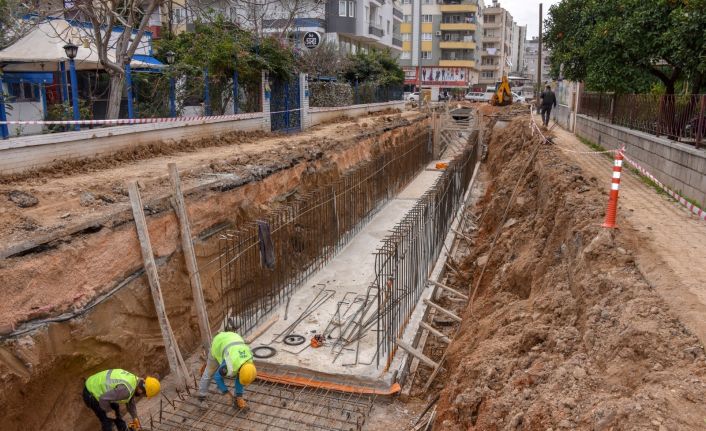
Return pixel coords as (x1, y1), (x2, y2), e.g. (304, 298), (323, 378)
(198, 331), (257, 409)
(82, 369), (160, 431)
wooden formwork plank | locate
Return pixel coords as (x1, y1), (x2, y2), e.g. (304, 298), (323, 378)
(396, 339), (439, 368)
(419, 321), (451, 344)
(427, 279), (469, 300)
(423, 299), (462, 322)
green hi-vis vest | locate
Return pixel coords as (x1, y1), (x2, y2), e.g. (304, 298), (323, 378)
(211, 332), (253, 372)
(86, 369), (138, 403)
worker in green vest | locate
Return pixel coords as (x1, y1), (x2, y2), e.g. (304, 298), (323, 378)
(198, 331), (257, 409)
(82, 369), (160, 431)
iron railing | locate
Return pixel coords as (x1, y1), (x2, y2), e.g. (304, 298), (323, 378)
(213, 126), (433, 335)
(374, 138), (478, 368)
(579, 92), (706, 148)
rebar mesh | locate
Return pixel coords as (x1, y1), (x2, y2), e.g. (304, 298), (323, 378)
(211, 126), (433, 336)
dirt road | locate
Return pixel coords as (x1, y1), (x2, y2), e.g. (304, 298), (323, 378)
(550, 123), (706, 347)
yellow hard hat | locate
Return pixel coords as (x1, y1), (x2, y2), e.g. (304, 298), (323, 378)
(239, 362), (257, 386)
(144, 376), (161, 398)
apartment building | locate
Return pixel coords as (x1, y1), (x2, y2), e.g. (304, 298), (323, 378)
(523, 36), (551, 84)
(510, 22), (526, 74)
(397, 0), (484, 99)
(478, 0), (512, 88)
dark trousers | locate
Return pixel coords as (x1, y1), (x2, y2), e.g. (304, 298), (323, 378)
(540, 105), (552, 126)
(82, 387), (128, 431)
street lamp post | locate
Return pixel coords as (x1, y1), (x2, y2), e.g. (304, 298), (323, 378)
(63, 42), (81, 131)
(166, 51), (176, 118)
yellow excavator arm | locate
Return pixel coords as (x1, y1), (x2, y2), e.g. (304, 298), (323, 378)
(490, 75), (513, 106)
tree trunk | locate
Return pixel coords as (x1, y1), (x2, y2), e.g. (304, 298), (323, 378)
(107, 73), (125, 119)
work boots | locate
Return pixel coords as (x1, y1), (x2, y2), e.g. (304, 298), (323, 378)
(197, 395), (208, 410)
(235, 397), (248, 409)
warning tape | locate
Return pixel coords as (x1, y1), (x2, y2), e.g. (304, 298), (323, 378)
(622, 153), (706, 221)
(0, 108), (306, 126)
(528, 107), (706, 221)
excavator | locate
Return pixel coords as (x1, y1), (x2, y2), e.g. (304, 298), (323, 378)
(489, 75), (513, 106)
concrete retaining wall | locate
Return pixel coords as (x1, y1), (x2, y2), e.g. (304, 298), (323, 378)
(576, 114), (706, 207)
(309, 101), (405, 126)
(0, 114), (264, 175)
(553, 104), (574, 131)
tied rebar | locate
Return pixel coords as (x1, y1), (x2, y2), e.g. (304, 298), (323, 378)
(212, 126), (433, 336)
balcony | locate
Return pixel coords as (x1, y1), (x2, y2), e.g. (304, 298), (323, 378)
(440, 22), (476, 31)
(369, 25), (384, 37)
(483, 35), (501, 43)
(480, 64), (498, 70)
(439, 3), (478, 13)
(393, 8), (404, 20)
(392, 37), (403, 47)
(439, 59), (476, 68)
(439, 40), (476, 50)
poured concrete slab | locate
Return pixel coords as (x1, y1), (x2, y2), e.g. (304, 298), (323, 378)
(250, 163), (443, 388)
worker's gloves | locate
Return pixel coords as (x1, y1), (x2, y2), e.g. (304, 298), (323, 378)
(128, 419), (141, 430)
(235, 397), (248, 409)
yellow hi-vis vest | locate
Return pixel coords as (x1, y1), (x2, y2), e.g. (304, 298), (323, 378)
(211, 332), (253, 373)
(86, 369), (138, 403)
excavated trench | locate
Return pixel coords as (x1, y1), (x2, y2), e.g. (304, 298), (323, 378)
(413, 118), (706, 430)
(0, 116), (430, 431)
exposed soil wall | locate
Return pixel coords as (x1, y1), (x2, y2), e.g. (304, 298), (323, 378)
(433, 119), (706, 429)
(0, 117), (429, 431)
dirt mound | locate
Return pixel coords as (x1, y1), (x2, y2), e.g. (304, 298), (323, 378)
(433, 118), (706, 429)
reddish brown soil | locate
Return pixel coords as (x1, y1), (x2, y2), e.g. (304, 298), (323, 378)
(430, 119), (706, 430)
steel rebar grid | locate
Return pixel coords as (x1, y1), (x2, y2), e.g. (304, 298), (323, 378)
(210, 126), (433, 336)
(147, 370), (376, 431)
(373, 137), (480, 368)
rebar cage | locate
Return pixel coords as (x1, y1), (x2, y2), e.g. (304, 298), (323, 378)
(212, 125), (433, 336)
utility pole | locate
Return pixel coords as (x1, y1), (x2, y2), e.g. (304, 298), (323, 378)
(537, 3), (543, 99)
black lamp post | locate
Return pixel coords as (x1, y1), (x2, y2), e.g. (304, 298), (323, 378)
(63, 41), (80, 130)
(166, 51), (176, 117)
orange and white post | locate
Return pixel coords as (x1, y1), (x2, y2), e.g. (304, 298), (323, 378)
(602, 150), (624, 228)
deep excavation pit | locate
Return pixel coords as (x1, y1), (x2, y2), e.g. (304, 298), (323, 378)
(0, 113), (430, 431)
(414, 119), (706, 429)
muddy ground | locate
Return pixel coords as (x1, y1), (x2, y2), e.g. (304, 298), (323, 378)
(0, 110), (428, 431)
(418, 118), (706, 430)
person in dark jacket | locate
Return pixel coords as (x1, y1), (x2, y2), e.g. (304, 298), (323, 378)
(540, 85), (557, 127)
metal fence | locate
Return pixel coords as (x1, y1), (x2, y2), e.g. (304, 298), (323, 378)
(373, 137), (479, 368)
(211, 126), (433, 335)
(579, 92), (706, 148)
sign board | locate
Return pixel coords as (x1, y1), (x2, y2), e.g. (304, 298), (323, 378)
(303, 32), (321, 49)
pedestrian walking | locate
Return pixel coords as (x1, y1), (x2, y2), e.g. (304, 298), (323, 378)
(540, 85), (557, 127)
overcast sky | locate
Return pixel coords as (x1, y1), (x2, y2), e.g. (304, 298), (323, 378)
(493, 0), (563, 38)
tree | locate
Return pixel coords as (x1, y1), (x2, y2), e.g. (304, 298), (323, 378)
(343, 50), (404, 86)
(544, 0), (706, 95)
(71, 0), (163, 119)
(296, 42), (351, 78)
(0, 0), (40, 50)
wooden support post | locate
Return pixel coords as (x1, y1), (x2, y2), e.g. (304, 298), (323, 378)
(423, 299), (462, 323)
(419, 321), (451, 344)
(128, 181), (191, 388)
(396, 339), (439, 369)
(428, 280), (469, 301)
(168, 163), (212, 351)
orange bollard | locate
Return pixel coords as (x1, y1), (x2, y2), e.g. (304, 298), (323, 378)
(602, 151), (624, 228)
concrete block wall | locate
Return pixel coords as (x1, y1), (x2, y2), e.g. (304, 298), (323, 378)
(309, 101), (405, 127)
(0, 114), (263, 174)
(576, 114), (706, 207)
(553, 104), (574, 131)
(299, 73), (311, 130)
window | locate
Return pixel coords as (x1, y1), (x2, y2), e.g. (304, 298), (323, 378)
(401, 51), (411, 59)
(339, 0), (347, 16)
(348, 1), (355, 17)
(365, 6), (369, 21)
(402, 34), (411, 41)
(422, 33), (432, 41)
(423, 0), (432, 3)
(421, 51), (432, 59)
(7, 82), (39, 102)
(422, 14), (432, 23)
(174, 8), (183, 23)
(482, 71), (495, 78)
(484, 15), (495, 23)
(387, 20), (390, 34)
(403, 14), (412, 23)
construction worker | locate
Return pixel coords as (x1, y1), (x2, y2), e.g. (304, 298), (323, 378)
(539, 84), (557, 127)
(198, 331), (257, 409)
(82, 369), (160, 431)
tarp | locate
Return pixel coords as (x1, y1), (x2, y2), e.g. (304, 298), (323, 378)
(0, 19), (164, 72)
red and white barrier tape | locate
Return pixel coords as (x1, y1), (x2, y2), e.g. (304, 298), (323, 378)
(528, 107), (705, 221)
(0, 108), (309, 126)
(621, 153), (706, 221)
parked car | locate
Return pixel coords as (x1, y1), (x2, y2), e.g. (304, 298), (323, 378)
(407, 92), (420, 102)
(465, 91), (490, 102)
(512, 92), (526, 103)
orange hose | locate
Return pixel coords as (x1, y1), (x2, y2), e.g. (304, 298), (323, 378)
(257, 371), (401, 395)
